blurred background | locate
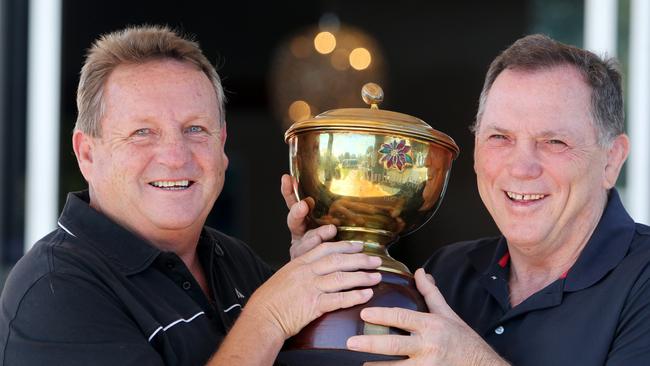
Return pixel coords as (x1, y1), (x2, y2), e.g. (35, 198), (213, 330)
(1, 0), (648, 288)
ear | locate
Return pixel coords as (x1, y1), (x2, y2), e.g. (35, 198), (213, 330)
(473, 134), (480, 174)
(220, 121), (228, 146)
(603, 134), (630, 189)
(72, 130), (96, 182)
(220, 121), (229, 169)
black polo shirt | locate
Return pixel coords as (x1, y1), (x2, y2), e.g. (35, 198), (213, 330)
(425, 189), (650, 365)
(0, 191), (274, 365)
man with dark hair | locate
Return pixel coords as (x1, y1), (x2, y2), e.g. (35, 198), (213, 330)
(0, 25), (382, 365)
(285, 34), (650, 365)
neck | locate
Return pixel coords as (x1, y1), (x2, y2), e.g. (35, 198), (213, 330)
(507, 203), (605, 306)
(87, 189), (206, 263)
(509, 235), (585, 283)
(508, 251), (576, 307)
(144, 229), (202, 261)
(87, 194), (211, 297)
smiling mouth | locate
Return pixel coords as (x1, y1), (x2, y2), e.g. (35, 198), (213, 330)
(505, 191), (546, 202)
(149, 180), (194, 190)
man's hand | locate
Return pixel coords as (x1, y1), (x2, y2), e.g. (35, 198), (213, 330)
(281, 174), (336, 259)
(346, 269), (509, 366)
(246, 240), (382, 339)
(210, 240), (382, 365)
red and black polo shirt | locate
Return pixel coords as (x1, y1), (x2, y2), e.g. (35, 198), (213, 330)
(424, 189), (650, 365)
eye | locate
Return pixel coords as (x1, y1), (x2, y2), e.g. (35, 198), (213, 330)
(485, 134), (511, 146)
(544, 139), (569, 152)
(132, 128), (152, 137)
(185, 125), (207, 134)
(489, 134), (508, 140)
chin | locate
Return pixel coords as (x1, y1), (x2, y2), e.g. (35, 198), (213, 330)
(148, 213), (203, 231)
(500, 223), (545, 243)
(506, 230), (549, 248)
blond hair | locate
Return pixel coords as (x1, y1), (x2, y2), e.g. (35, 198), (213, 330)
(75, 25), (225, 137)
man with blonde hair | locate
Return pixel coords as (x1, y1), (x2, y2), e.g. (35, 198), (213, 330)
(0, 25), (381, 365)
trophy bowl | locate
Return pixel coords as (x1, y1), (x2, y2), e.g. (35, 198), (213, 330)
(277, 83), (459, 366)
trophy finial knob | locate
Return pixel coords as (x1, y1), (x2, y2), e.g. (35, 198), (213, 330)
(361, 82), (384, 109)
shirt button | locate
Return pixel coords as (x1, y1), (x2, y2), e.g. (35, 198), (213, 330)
(214, 244), (224, 256)
(494, 325), (505, 335)
(490, 275), (497, 280)
(182, 281), (192, 290)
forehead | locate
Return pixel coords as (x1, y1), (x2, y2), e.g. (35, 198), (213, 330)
(100, 59), (219, 129)
(102, 59), (218, 119)
(107, 58), (210, 89)
(480, 65), (596, 137)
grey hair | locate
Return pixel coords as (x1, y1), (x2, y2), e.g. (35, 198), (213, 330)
(473, 34), (624, 146)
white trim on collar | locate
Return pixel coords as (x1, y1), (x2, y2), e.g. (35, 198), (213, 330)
(57, 221), (76, 237)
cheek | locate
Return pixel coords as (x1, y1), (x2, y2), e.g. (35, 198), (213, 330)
(574, 165), (605, 193)
(195, 145), (227, 174)
(548, 154), (604, 187)
(474, 155), (494, 188)
(102, 148), (148, 183)
(474, 152), (499, 181)
(89, 149), (113, 182)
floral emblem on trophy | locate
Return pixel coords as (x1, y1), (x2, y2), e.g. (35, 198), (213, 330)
(379, 139), (413, 170)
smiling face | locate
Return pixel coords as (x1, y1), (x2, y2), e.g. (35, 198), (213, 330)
(73, 59), (228, 246)
(474, 65), (627, 256)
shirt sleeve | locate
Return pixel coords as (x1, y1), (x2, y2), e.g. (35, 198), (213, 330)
(0, 272), (165, 366)
(606, 269), (650, 365)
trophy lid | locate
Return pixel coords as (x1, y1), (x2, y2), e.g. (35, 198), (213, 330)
(284, 82), (460, 158)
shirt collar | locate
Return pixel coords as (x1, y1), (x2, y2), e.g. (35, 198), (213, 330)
(58, 191), (161, 275)
(563, 189), (635, 291)
(467, 189), (635, 292)
(467, 236), (509, 277)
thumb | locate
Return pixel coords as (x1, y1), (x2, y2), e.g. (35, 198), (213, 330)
(287, 200), (309, 239)
(281, 174), (299, 209)
(414, 268), (461, 322)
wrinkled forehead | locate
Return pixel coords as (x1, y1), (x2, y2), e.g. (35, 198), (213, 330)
(105, 59), (212, 96)
(101, 60), (220, 123)
(478, 66), (595, 136)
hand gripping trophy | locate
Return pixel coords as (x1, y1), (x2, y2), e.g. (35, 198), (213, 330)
(278, 83), (459, 365)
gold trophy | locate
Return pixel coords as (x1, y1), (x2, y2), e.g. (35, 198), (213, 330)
(278, 83), (459, 365)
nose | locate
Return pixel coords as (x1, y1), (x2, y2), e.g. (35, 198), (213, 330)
(507, 141), (543, 179)
(155, 131), (191, 168)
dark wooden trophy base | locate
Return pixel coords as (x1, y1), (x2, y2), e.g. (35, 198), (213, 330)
(276, 270), (426, 366)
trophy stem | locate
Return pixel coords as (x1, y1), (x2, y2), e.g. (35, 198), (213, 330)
(362, 242), (411, 276)
(336, 226), (411, 276)
(278, 266), (427, 365)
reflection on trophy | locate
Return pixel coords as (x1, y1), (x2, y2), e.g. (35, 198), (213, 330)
(278, 83), (459, 365)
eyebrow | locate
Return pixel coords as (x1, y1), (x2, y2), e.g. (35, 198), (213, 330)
(182, 114), (216, 123)
(483, 126), (509, 134)
(482, 125), (573, 138)
(537, 129), (573, 139)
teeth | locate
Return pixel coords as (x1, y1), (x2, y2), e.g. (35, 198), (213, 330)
(150, 180), (190, 189)
(506, 191), (545, 201)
